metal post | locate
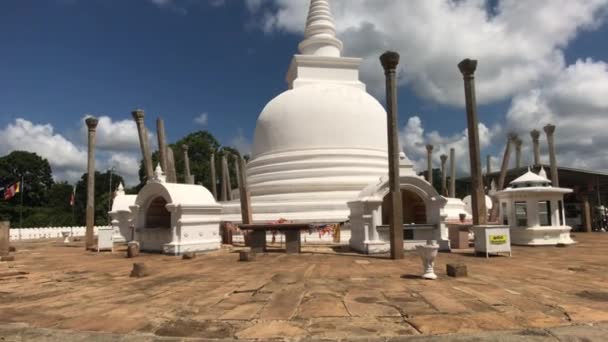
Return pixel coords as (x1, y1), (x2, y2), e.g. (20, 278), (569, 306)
(380, 51), (404, 260)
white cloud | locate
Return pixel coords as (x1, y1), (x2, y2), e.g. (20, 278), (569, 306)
(81, 115), (142, 152)
(194, 112), (209, 126)
(230, 128), (252, 156)
(248, 0), (608, 105)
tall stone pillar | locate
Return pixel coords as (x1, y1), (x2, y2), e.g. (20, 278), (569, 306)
(489, 134), (514, 222)
(220, 154), (228, 201)
(237, 156), (253, 224)
(544, 124), (559, 187)
(210, 152), (217, 200)
(449, 148), (456, 198)
(85, 117), (98, 250)
(233, 154), (241, 189)
(182, 145), (194, 184)
(486, 154), (492, 190)
(514, 137), (522, 169)
(380, 51), (404, 260)
(156, 118), (168, 175)
(0, 221), (9, 257)
(530, 129), (541, 166)
(166, 147), (177, 183)
(458, 59), (486, 225)
(224, 155), (232, 201)
(426, 144), (434, 185)
(582, 195), (592, 232)
(132, 110), (154, 182)
(440, 154), (448, 196)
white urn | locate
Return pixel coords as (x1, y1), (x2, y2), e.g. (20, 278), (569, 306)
(61, 231), (71, 244)
(415, 240), (439, 280)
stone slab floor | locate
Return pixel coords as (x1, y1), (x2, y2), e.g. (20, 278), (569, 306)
(0, 234), (607, 341)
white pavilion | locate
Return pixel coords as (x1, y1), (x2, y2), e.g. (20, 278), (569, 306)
(494, 167), (575, 246)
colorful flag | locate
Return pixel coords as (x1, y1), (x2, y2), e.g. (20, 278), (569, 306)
(3, 181), (20, 200)
(70, 185), (76, 207)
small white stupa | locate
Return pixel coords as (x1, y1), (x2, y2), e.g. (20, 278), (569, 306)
(223, 0), (391, 227)
(108, 182), (136, 242)
(494, 167), (575, 246)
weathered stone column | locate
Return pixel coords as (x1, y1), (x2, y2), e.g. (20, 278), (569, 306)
(489, 134), (514, 222)
(220, 154), (228, 201)
(514, 137), (522, 169)
(237, 156), (253, 224)
(486, 154), (492, 190)
(0, 221), (9, 257)
(582, 195), (592, 232)
(156, 118), (168, 175)
(426, 144), (434, 185)
(530, 129), (541, 166)
(182, 145), (194, 184)
(458, 59), (486, 225)
(166, 147), (177, 183)
(132, 110), (154, 182)
(449, 148), (456, 198)
(210, 152), (217, 199)
(233, 154), (241, 189)
(380, 51), (404, 260)
(85, 117), (98, 250)
(544, 124), (559, 187)
(440, 154), (448, 196)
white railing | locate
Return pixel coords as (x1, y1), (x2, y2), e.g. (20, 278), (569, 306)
(9, 226), (109, 241)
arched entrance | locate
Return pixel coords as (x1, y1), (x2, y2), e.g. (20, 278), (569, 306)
(382, 189), (428, 239)
(145, 197), (171, 229)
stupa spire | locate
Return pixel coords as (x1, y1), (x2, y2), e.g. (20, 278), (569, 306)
(298, 0), (343, 57)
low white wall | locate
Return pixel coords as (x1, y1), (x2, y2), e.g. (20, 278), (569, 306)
(9, 226), (108, 241)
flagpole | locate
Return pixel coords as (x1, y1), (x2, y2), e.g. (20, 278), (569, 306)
(19, 175), (24, 229)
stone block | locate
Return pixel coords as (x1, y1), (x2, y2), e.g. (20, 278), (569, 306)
(0, 221), (9, 257)
(1, 255), (15, 262)
(182, 252), (196, 260)
(446, 263), (468, 277)
(127, 241), (140, 258)
(239, 249), (256, 262)
(130, 262), (149, 278)
(9, 246), (16, 252)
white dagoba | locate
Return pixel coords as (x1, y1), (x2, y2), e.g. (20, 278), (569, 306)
(223, 0), (391, 225)
(495, 167), (575, 246)
(108, 182), (136, 242)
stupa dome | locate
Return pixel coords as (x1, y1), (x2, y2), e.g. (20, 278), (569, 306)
(253, 83), (387, 156)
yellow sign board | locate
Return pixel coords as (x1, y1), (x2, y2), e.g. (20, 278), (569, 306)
(489, 235), (507, 245)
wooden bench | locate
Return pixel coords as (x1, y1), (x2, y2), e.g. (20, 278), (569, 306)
(238, 224), (311, 254)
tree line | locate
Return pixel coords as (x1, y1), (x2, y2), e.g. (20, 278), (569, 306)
(0, 130), (243, 228)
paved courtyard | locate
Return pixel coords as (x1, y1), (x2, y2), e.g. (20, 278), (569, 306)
(1, 234), (607, 341)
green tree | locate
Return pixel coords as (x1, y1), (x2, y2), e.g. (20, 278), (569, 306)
(0, 151), (54, 206)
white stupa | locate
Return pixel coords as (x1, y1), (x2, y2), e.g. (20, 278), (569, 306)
(223, 0), (392, 223)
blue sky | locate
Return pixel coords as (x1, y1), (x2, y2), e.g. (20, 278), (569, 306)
(1, 0), (608, 185)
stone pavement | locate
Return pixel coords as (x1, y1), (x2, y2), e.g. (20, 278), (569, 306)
(0, 234), (607, 341)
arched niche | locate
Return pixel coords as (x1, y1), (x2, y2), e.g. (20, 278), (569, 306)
(145, 196), (171, 229)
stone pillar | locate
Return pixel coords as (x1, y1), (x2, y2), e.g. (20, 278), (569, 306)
(380, 51), (404, 260)
(449, 148), (456, 198)
(220, 154), (228, 202)
(514, 137), (522, 169)
(489, 134), (514, 222)
(237, 156), (253, 224)
(582, 195), (592, 232)
(458, 59), (486, 225)
(224, 155), (232, 201)
(156, 118), (168, 175)
(440, 154), (448, 196)
(182, 145), (194, 184)
(233, 154), (241, 189)
(85, 117), (98, 250)
(132, 110), (154, 182)
(426, 144), (434, 185)
(210, 152), (217, 200)
(486, 154), (492, 190)
(166, 147), (177, 183)
(544, 124), (559, 187)
(0, 221), (9, 257)
(530, 129), (541, 166)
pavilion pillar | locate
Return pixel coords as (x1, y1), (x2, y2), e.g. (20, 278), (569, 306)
(530, 129), (541, 166)
(582, 195), (592, 232)
(514, 137), (522, 169)
(210, 152), (217, 200)
(156, 118), (168, 175)
(544, 124), (559, 187)
(220, 154), (228, 202)
(380, 51), (404, 260)
(449, 148), (456, 198)
(237, 156), (253, 224)
(489, 134), (514, 222)
(182, 145), (194, 184)
(426, 144), (434, 186)
(458, 58), (486, 225)
(440, 154), (448, 196)
(132, 110), (154, 182)
(85, 117), (98, 250)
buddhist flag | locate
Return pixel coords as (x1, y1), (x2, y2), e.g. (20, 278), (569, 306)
(3, 181), (20, 200)
(70, 185), (76, 207)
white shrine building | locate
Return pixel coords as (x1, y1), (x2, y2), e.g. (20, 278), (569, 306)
(494, 167), (575, 246)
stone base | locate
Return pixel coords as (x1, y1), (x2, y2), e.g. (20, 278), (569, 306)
(510, 226), (576, 246)
(349, 239), (450, 255)
(160, 239), (221, 256)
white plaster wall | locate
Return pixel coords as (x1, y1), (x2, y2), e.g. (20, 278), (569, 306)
(9, 226), (106, 241)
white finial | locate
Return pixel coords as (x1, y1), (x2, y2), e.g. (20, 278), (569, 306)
(538, 166), (548, 180)
(117, 182), (125, 195)
(490, 179), (497, 192)
(298, 0), (343, 57)
(153, 163), (166, 183)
